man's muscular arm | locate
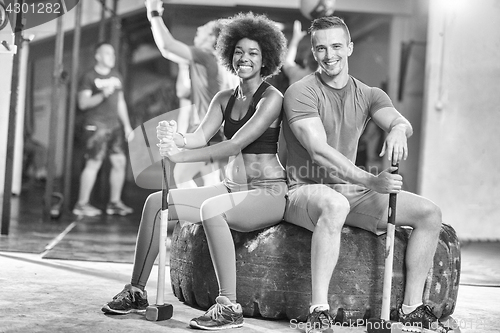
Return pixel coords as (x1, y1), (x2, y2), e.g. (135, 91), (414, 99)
(289, 117), (402, 194)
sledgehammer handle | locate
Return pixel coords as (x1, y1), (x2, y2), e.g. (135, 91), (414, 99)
(381, 162), (399, 321)
(157, 158), (170, 305)
(387, 165), (398, 226)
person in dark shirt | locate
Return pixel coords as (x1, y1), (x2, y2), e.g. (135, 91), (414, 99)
(73, 42), (134, 217)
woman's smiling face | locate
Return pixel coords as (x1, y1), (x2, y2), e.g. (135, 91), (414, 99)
(232, 38), (263, 79)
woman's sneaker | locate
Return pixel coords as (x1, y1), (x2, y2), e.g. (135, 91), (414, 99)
(101, 284), (149, 314)
(189, 296), (243, 330)
(305, 307), (334, 333)
(398, 304), (451, 332)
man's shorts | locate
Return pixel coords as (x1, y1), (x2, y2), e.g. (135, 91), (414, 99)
(83, 124), (125, 160)
(284, 183), (389, 235)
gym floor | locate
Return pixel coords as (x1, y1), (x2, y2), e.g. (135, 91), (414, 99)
(1, 181), (499, 333)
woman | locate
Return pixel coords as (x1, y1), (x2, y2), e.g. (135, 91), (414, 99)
(102, 12), (288, 331)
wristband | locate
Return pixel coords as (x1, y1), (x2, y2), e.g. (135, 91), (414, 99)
(177, 132), (187, 148)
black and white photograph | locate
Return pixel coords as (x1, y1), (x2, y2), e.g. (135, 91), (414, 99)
(0, 0), (498, 332)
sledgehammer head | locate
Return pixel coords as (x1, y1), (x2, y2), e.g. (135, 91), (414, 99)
(145, 303), (173, 321)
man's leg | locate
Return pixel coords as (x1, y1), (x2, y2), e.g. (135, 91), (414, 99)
(392, 192), (442, 307)
(344, 187), (447, 331)
(106, 126), (134, 215)
(76, 158), (103, 205)
(74, 126), (108, 216)
(109, 152), (127, 203)
(284, 185), (350, 307)
(310, 191), (350, 306)
(364, 190), (447, 331)
(344, 188), (442, 307)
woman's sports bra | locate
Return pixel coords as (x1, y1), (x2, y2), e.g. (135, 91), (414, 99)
(223, 81), (280, 154)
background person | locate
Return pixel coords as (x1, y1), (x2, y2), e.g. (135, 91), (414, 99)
(73, 42), (134, 217)
(145, 0), (232, 187)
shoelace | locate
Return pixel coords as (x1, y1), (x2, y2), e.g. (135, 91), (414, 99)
(311, 310), (332, 327)
(113, 289), (135, 302)
(205, 302), (225, 320)
(421, 305), (450, 332)
(306, 310), (333, 333)
(421, 305), (439, 321)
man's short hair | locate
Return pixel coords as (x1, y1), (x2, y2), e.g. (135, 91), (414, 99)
(309, 16), (351, 43)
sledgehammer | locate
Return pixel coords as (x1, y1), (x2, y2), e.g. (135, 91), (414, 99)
(145, 158), (173, 321)
(367, 162), (399, 333)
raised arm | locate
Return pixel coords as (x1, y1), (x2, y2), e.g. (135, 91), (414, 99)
(282, 21), (308, 81)
(145, 0), (193, 62)
(283, 20), (307, 70)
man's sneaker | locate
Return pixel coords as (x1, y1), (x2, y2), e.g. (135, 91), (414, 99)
(305, 307), (334, 333)
(189, 296), (244, 330)
(398, 304), (451, 332)
(101, 284), (149, 314)
(72, 203), (102, 216)
(106, 201), (134, 216)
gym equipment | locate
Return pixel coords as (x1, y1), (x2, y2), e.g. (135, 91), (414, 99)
(367, 162), (399, 333)
(170, 164), (460, 323)
(145, 158), (173, 321)
(170, 222), (460, 321)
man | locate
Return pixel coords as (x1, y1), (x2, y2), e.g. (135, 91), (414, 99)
(145, 0), (234, 187)
(73, 42), (134, 216)
(282, 16), (447, 333)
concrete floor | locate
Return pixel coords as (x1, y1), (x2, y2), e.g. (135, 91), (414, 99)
(0, 183), (499, 332)
(0, 249), (499, 333)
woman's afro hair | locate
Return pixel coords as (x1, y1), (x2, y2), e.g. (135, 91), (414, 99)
(216, 12), (287, 78)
